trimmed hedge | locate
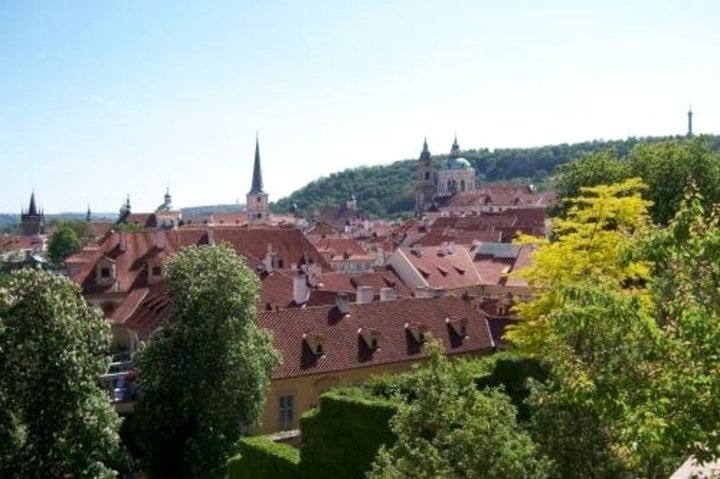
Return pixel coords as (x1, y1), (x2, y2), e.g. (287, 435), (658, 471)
(227, 436), (300, 479)
(299, 391), (399, 479)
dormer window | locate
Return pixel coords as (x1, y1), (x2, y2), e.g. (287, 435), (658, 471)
(95, 257), (117, 286)
(405, 322), (428, 343)
(358, 328), (381, 350)
(446, 317), (469, 338)
(303, 333), (326, 356)
(147, 260), (165, 284)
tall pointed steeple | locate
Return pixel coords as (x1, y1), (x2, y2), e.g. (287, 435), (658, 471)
(28, 191), (38, 216)
(86, 204), (92, 222)
(687, 105), (694, 138)
(250, 135), (264, 194)
(246, 134), (270, 225)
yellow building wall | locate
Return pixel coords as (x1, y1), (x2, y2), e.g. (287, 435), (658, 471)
(251, 361), (418, 436)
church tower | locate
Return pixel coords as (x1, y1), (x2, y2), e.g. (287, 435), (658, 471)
(687, 106), (694, 138)
(20, 191), (44, 236)
(246, 135), (270, 225)
(415, 137), (436, 215)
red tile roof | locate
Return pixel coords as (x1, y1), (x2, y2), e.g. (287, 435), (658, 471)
(440, 185), (555, 209)
(71, 228), (329, 295)
(258, 296), (495, 379)
(0, 235), (43, 253)
(397, 245), (483, 290)
(316, 267), (412, 298)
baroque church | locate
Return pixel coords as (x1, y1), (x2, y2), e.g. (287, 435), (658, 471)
(414, 136), (476, 215)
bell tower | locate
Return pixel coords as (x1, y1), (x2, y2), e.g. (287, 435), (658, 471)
(246, 135), (270, 225)
(415, 137), (436, 215)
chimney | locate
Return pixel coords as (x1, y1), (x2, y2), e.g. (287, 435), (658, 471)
(440, 241), (449, 255)
(293, 273), (308, 305)
(415, 286), (434, 299)
(207, 226), (215, 246)
(356, 285), (373, 304)
(262, 252), (273, 273)
(155, 230), (166, 250)
(379, 287), (397, 302)
(118, 232), (127, 253)
(411, 244), (423, 257)
(307, 263), (321, 286)
(335, 293), (350, 314)
(448, 241), (455, 253)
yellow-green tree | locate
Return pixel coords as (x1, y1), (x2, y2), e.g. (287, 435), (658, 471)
(510, 178), (720, 476)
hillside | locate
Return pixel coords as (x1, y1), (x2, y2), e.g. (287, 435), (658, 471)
(273, 135), (720, 218)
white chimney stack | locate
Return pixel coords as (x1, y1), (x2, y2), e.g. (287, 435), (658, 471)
(335, 293), (350, 314)
(207, 226), (215, 246)
(356, 285), (374, 304)
(118, 232), (127, 252)
(293, 274), (308, 305)
(379, 287), (397, 302)
(155, 230), (166, 250)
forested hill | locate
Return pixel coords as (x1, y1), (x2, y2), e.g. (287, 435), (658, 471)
(272, 135), (720, 218)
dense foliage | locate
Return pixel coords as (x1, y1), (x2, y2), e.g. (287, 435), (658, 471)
(227, 436), (299, 479)
(273, 135), (719, 218)
(510, 179), (720, 476)
(47, 222), (86, 265)
(0, 270), (123, 477)
(369, 339), (549, 479)
(299, 390), (398, 479)
(135, 244), (281, 478)
(554, 136), (720, 224)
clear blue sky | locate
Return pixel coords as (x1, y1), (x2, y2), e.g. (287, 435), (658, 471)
(1, 0), (718, 214)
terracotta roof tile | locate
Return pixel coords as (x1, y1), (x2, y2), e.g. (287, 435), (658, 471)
(398, 245), (482, 290)
(258, 296), (495, 379)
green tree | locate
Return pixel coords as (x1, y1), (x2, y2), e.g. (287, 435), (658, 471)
(135, 244), (281, 478)
(554, 136), (720, 225)
(48, 225), (84, 265)
(553, 149), (631, 217)
(0, 270), (123, 477)
(628, 136), (720, 225)
(512, 180), (720, 476)
(369, 339), (549, 479)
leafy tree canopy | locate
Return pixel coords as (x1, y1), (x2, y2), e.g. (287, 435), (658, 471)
(273, 135), (719, 219)
(47, 225), (84, 265)
(554, 135), (720, 224)
(135, 244), (281, 479)
(510, 179), (720, 476)
(0, 270), (123, 477)
(369, 339), (550, 479)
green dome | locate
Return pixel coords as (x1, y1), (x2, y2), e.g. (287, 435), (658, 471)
(444, 157), (472, 170)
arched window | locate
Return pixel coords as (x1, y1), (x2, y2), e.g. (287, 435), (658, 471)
(460, 180), (466, 192)
(424, 171), (430, 181)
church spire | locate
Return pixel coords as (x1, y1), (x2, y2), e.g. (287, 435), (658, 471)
(250, 134), (264, 194)
(28, 191), (38, 216)
(449, 135), (460, 159)
(687, 105), (694, 138)
(420, 136), (431, 161)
